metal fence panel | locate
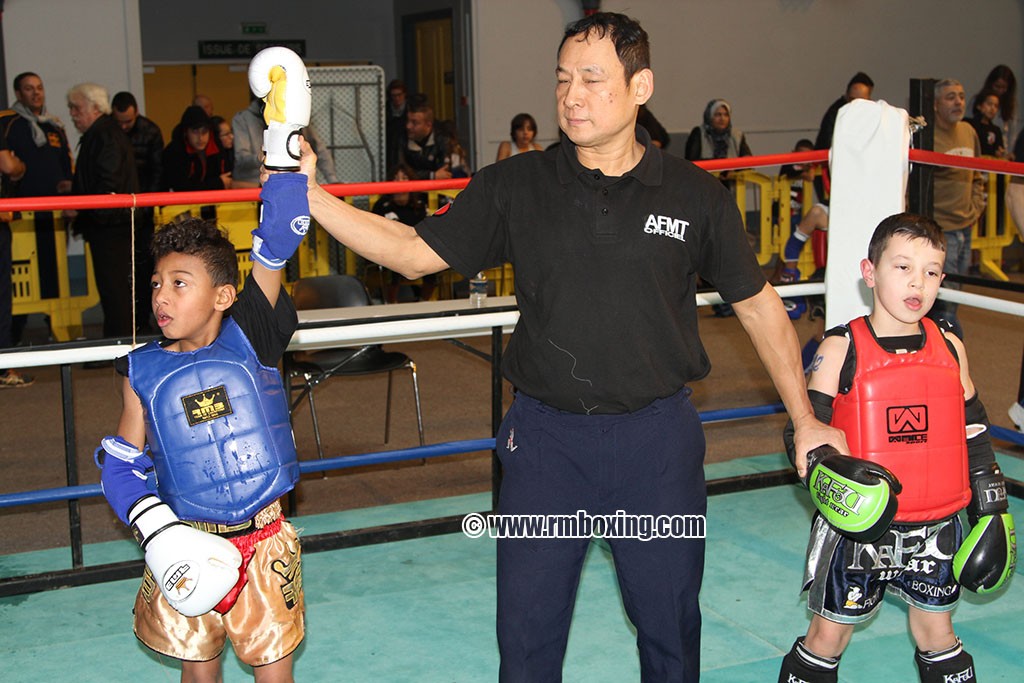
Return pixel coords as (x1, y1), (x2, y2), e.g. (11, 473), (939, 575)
(308, 65), (386, 184)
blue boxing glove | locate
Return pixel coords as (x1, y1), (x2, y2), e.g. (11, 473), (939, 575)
(250, 173), (310, 270)
(95, 435), (155, 525)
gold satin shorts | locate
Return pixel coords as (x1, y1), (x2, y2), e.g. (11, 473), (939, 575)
(133, 517), (304, 666)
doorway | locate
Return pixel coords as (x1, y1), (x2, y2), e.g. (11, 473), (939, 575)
(398, 1), (474, 165)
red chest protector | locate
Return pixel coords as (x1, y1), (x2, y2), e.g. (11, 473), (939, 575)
(831, 316), (969, 522)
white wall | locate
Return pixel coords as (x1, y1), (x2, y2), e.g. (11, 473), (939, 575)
(4, 0), (144, 151)
(472, 0), (1024, 168)
(5, 0), (1022, 170)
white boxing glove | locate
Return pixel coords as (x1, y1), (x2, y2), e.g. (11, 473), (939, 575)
(128, 495), (242, 617)
(248, 46), (311, 170)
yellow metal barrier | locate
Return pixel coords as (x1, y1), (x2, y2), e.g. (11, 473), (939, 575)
(708, 170), (776, 266)
(974, 164), (1015, 281)
(156, 192), (511, 302)
(10, 212), (99, 341)
(770, 173), (821, 276)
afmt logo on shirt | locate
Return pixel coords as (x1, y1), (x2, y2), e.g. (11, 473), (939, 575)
(886, 405), (928, 444)
(182, 385), (234, 426)
(433, 201), (453, 216)
(643, 213), (688, 242)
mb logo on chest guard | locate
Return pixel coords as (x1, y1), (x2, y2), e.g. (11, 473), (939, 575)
(643, 213), (688, 242)
(182, 385), (234, 426)
(887, 404), (928, 444)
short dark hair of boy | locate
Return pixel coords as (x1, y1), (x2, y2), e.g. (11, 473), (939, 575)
(151, 217), (239, 288)
(867, 212), (946, 264)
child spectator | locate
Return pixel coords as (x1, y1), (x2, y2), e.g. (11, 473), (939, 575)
(778, 213), (1015, 683)
(967, 89), (1006, 157)
(95, 172), (310, 680)
(496, 113), (543, 162)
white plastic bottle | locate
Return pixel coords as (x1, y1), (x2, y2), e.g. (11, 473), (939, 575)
(469, 271), (488, 307)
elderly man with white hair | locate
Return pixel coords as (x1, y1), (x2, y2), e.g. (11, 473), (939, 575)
(67, 82), (139, 342)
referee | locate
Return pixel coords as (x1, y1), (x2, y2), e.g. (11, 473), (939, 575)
(295, 12), (846, 682)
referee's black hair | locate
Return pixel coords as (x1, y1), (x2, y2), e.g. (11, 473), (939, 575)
(559, 12), (650, 83)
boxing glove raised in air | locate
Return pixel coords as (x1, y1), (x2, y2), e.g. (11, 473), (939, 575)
(128, 495), (242, 617)
(248, 46), (311, 170)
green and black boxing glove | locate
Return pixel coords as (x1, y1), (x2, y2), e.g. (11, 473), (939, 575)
(954, 462), (1017, 593)
(804, 445), (902, 544)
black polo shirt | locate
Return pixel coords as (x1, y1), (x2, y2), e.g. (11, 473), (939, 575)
(416, 127), (765, 414)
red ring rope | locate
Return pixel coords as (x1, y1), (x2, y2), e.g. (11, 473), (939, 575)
(2, 147), (1023, 213)
(0, 178), (471, 212)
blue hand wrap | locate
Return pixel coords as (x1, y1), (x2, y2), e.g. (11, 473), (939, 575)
(251, 173), (310, 270)
(784, 230), (809, 261)
(96, 435), (156, 525)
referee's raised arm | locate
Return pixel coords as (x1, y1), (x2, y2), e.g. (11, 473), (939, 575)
(288, 138), (449, 280)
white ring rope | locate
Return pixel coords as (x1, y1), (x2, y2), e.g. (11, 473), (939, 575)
(1, 281), (1019, 370)
(130, 193), (137, 349)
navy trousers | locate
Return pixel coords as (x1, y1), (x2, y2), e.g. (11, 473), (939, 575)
(496, 389), (707, 683)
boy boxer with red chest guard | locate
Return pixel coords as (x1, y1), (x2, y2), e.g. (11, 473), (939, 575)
(778, 213), (1016, 683)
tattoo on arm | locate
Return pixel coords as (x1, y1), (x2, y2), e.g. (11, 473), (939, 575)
(808, 354), (824, 374)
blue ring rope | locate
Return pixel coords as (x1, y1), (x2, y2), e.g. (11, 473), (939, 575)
(5, 402), (1021, 508)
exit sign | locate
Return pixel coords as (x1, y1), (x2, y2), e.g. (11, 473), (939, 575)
(241, 22), (267, 35)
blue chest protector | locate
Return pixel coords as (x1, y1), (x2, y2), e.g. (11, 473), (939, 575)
(129, 317), (298, 524)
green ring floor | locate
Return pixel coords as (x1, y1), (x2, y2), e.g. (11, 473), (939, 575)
(3, 452), (1022, 681)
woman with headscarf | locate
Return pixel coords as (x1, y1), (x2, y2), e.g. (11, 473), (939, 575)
(685, 99), (753, 318)
(684, 98), (752, 162)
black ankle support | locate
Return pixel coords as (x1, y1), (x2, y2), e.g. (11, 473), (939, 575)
(778, 637), (840, 683)
(915, 641), (975, 683)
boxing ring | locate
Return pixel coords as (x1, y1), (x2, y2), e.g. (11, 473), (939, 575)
(0, 293), (811, 596)
(2, 109), (1024, 598)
